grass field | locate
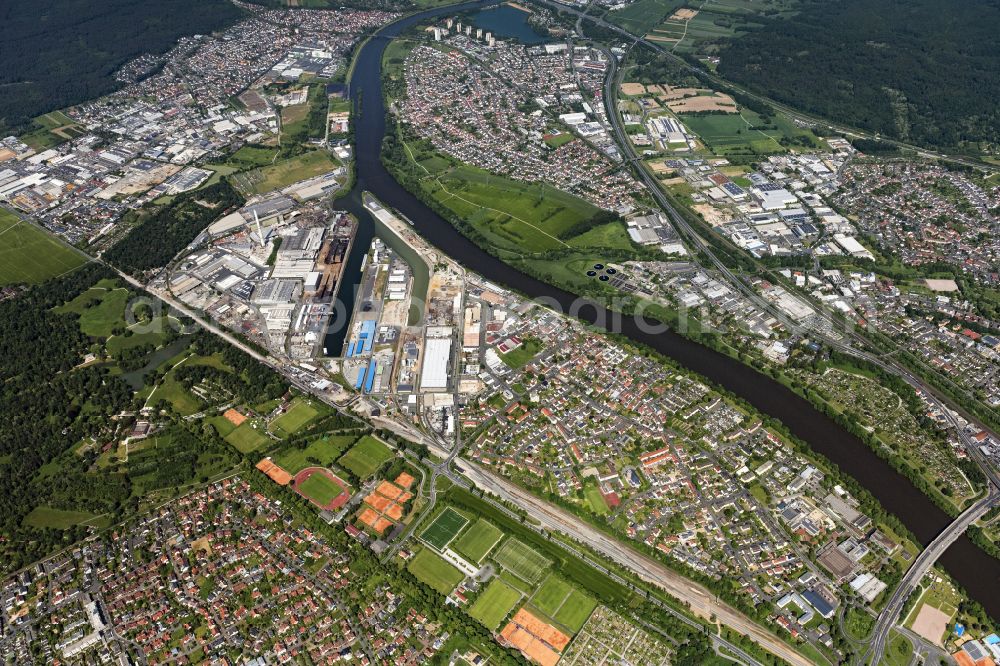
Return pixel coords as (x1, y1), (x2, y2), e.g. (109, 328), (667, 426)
(274, 433), (358, 474)
(0, 210), (86, 285)
(297, 472), (345, 506)
(552, 588), (597, 631)
(23, 506), (104, 529)
(281, 103), (309, 125)
(531, 576), (573, 616)
(149, 373), (203, 416)
(607, 0), (682, 35)
(567, 222), (634, 251)
(544, 133), (575, 148)
(500, 338), (543, 369)
(452, 518), (504, 563)
(427, 165), (599, 253)
(106, 316), (174, 355)
(421, 507), (469, 551)
(469, 579), (522, 630)
(237, 150), (338, 195)
(207, 414), (237, 438)
(494, 538), (551, 583)
(337, 435), (394, 478)
(529, 575), (597, 631)
(55, 280), (130, 337)
(884, 630), (913, 666)
(680, 112), (785, 155)
(584, 484), (610, 515)
(268, 398), (322, 438)
(903, 577), (960, 630)
(397, 139), (601, 256)
(407, 548), (465, 594)
(19, 110), (86, 150)
(680, 110), (821, 156)
(225, 422), (270, 453)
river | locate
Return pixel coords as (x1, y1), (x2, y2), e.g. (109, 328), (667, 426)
(335, 0), (1000, 617)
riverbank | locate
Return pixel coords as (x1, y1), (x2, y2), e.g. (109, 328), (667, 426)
(342, 0), (1000, 622)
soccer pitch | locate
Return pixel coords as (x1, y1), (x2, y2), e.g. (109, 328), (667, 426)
(0, 210), (85, 285)
(420, 507), (469, 551)
(469, 579), (522, 630)
(494, 538), (551, 583)
(452, 518), (503, 562)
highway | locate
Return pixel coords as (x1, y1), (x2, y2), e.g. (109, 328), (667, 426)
(541, 0), (999, 174)
(863, 487), (1000, 665)
(598, 37), (1000, 493)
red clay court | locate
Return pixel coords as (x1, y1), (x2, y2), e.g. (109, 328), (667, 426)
(292, 467), (351, 511)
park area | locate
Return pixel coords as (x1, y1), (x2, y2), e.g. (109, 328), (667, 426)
(0, 210), (86, 285)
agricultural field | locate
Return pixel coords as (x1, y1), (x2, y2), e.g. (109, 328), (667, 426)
(337, 435), (394, 478)
(19, 110), (86, 150)
(615, 0), (802, 54)
(407, 548), (465, 594)
(0, 210), (86, 285)
(421, 507), (469, 551)
(607, 0), (683, 35)
(468, 579), (522, 630)
(453, 518), (504, 563)
(494, 538), (551, 584)
(268, 397), (323, 438)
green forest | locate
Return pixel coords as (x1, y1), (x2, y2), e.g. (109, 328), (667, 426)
(0, 264), (288, 573)
(0, 0), (243, 133)
(716, 0), (1000, 152)
(103, 180), (243, 275)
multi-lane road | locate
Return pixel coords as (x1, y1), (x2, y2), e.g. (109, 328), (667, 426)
(864, 487), (1000, 664)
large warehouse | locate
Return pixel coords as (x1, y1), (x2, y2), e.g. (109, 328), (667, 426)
(420, 337), (452, 390)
